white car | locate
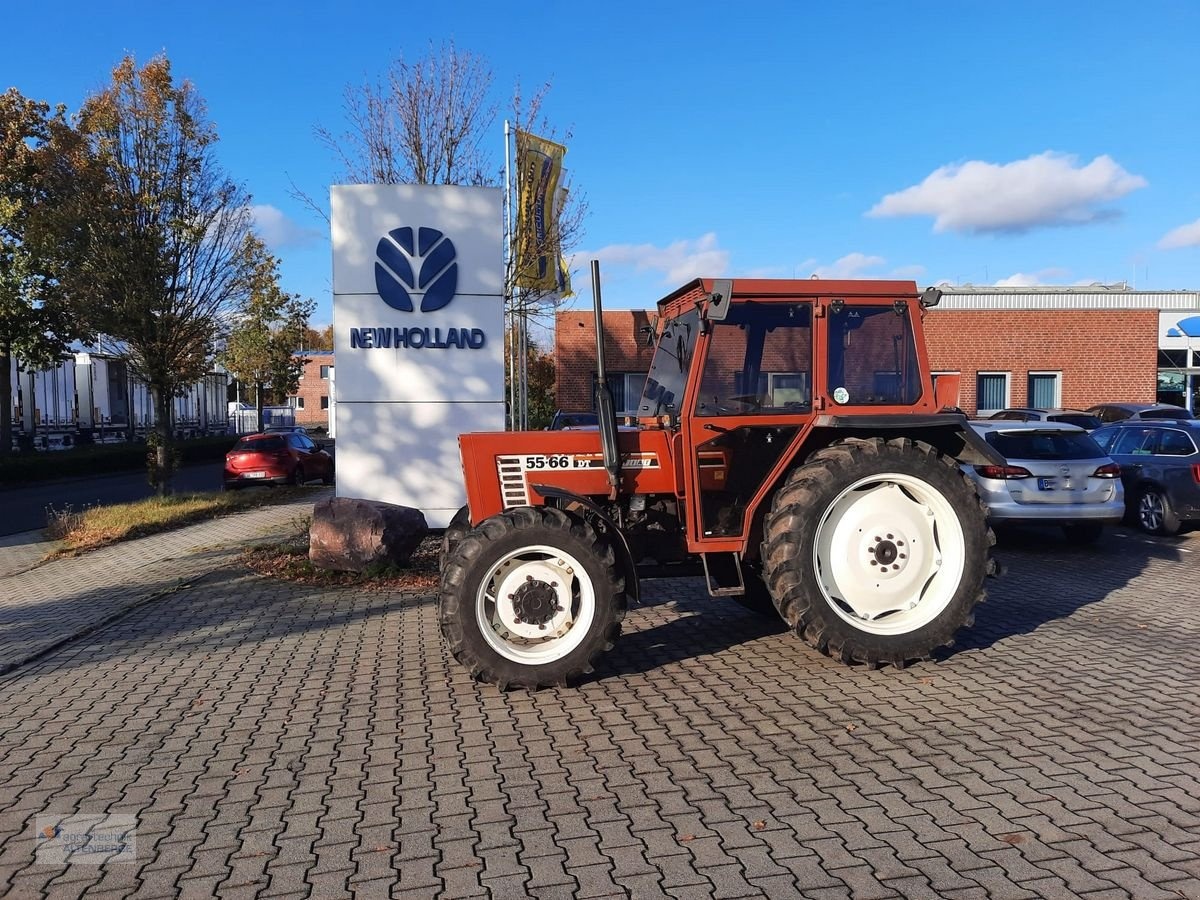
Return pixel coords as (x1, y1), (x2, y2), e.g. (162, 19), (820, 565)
(963, 420), (1125, 543)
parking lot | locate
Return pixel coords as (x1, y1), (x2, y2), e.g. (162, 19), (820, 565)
(1, 523), (1199, 899)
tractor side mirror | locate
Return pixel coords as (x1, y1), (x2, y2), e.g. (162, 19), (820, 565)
(639, 316), (658, 348)
(707, 279), (733, 322)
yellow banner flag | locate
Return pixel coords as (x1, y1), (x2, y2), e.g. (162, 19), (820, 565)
(515, 130), (567, 292)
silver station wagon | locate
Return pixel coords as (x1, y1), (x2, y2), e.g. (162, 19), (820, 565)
(963, 421), (1125, 543)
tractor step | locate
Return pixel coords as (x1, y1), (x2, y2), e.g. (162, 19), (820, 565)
(701, 552), (746, 597)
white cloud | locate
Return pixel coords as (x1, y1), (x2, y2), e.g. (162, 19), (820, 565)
(994, 267), (1072, 287)
(1159, 218), (1200, 250)
(796, 253), (924, 280)
(578, 232), (730, 284)
(868, 152), (1147, 234)
(251, 204), (323, 248)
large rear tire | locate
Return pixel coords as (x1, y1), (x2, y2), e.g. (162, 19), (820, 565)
(761, 437), (992, 668)
(439, 506), (627, 689)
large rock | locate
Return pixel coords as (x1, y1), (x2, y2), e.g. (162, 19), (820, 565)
(309, 497), (428, 572)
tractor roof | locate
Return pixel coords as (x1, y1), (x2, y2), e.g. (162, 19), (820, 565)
(656, 277), (922, 318)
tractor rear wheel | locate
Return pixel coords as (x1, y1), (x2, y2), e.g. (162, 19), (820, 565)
(762, 437), (992, 668)
(439, 506), (627, 689)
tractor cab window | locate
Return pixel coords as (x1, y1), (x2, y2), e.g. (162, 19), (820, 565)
(696, 302), (812, 417)
(637, 308), (700, 416)
(826, 304), (921, 406)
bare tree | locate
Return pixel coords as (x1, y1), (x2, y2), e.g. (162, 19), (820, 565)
(78, 54), (252, 493)
(296, 41), (588, 315)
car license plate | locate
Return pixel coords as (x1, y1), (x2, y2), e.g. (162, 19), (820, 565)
(1037, 477), (1056, 491)
(245, 471), (266, 479)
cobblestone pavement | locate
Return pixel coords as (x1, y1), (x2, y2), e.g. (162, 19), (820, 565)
(0, 489), (329, 673)
(0, 523), (1198, 899)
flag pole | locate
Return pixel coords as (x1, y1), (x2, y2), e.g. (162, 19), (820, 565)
(504, 119), (515, 430)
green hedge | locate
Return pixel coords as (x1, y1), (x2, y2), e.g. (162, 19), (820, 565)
(0, 435), (238, 487)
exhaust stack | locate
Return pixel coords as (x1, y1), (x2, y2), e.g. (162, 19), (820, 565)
(591, 260), (621, 499)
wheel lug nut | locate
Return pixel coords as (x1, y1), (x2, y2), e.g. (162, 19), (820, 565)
(869, 560), (877, 565)
(526, 575), (534, 582)
(887, 533), (894, 539)
(899, 554), (906, 559)
(539, 624), (546, 631)
(892, 564), (900, 570)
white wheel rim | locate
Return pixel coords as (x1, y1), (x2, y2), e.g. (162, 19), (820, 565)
(812, 472), (966, 636)
(475, 544), (596, 664)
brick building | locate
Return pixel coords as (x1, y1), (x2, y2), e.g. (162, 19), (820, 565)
(556, 285), (1199, 417)
(290, 351), (334, 429)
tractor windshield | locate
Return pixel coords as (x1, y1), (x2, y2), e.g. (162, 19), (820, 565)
(637, 308), (700, 416)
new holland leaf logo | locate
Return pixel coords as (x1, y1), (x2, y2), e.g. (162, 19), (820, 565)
(374, 227), (458, 312)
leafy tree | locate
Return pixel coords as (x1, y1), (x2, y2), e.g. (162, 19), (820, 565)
(219, 235), (315, 432)
(504, 327), (555, 428)
(78, 54), (252, 493)
(0, 89), (96, 456)
(300, 323), (333, 351)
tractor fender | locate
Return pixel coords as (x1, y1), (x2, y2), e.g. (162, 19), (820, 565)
(810, 414), (1005, 465)
(527, 483), (640, 605)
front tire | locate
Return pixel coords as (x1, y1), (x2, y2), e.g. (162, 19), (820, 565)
(762, 437), (992, 668)
(439, 506), (627, 689)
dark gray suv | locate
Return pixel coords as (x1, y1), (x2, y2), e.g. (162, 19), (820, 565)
(1091, 421), (1200, 535)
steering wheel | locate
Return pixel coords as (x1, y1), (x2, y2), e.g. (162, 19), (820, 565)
(716, 394), (762, 414)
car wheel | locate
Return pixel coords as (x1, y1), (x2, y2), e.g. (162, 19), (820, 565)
(1061, 522), (1103, 544)
(289, 465), (305, 486)
(1137, 486), (1181, 536)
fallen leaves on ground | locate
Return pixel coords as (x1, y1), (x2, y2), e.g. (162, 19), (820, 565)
(241, 534), (441, 592)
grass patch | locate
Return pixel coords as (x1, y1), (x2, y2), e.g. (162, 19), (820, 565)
(241, 534), (440, 592)
(45, 486), (313, 555)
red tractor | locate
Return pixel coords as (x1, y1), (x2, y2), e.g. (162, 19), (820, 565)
(440, 264), (1001, 688)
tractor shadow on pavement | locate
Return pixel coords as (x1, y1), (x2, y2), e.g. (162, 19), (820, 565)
(945, 523), (1189, 656)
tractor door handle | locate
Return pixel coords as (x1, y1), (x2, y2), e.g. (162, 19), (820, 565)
(703, 423), (729, 433)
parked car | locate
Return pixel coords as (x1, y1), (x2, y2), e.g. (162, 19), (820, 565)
(989, 408), (1102, 430)
(963, 421), (1124, 543)
(1090, 420), (1200, 535)
(265, 424), (311, 436)
(224, 432), (334, 489)
(549, 410), (599, 430)
(1085, 402), (1196, 424)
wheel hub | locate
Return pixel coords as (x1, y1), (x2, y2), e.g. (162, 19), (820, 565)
(511, 577), (560, 626)
(867, 532), (908, 574)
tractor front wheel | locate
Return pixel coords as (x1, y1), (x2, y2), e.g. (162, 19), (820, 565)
(439, 506), (627, 689)
(762, 437), (992, 667)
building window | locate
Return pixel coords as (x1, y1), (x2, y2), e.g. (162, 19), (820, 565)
(1027, 371), (1061, 409)
(292, 396), (305, 410)
(976, 372), (1010, 417)
(594, 372), (647, 416)
(320, 396), (329, 410)
(320, 365), (330, 379)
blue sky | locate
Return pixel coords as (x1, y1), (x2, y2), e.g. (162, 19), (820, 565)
(4, 1), (1199, 330)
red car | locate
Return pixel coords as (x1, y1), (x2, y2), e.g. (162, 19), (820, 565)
(224, 432), (334, 489)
